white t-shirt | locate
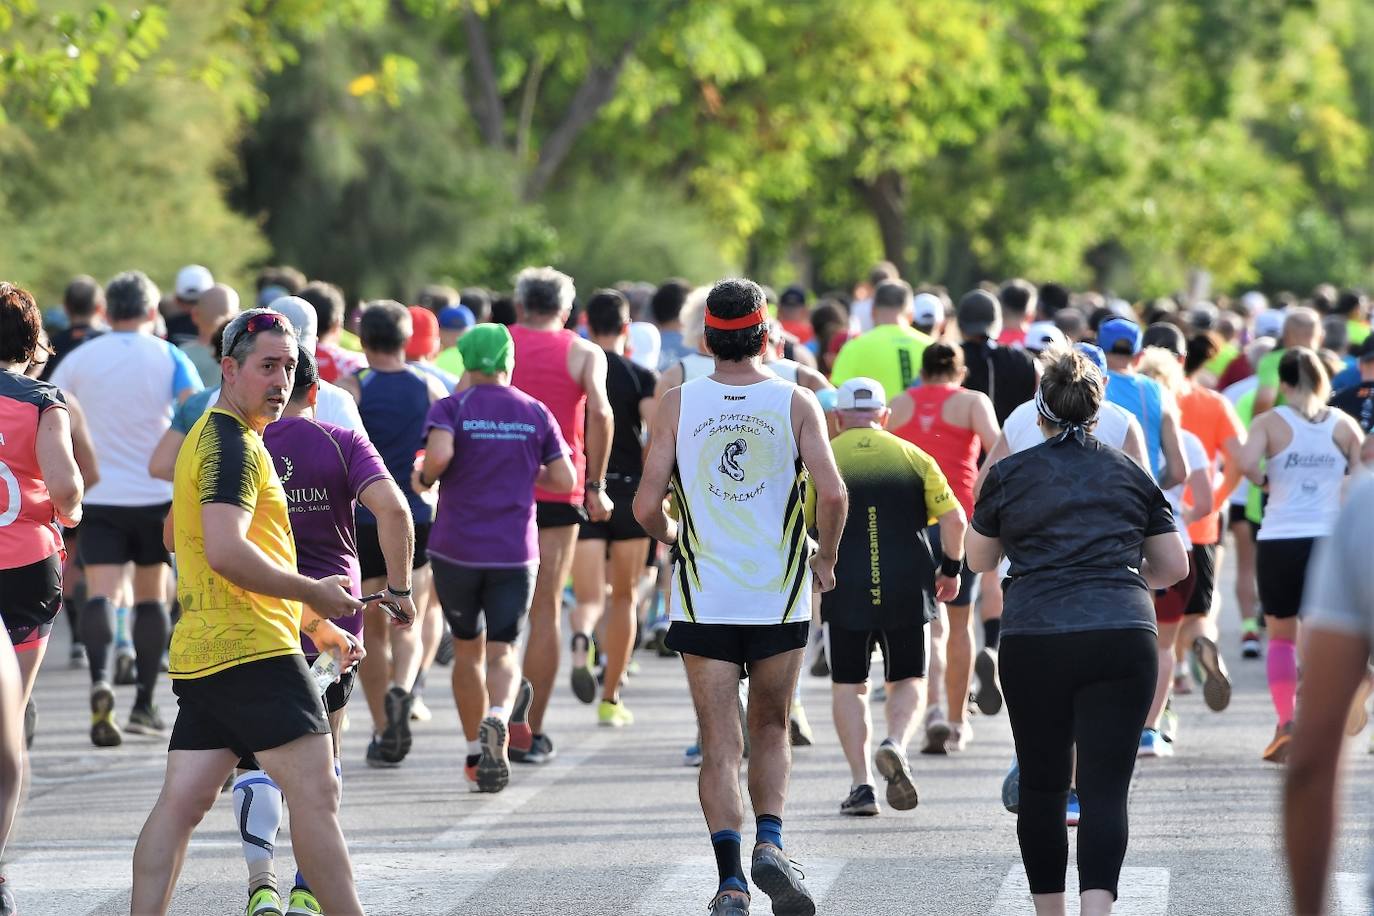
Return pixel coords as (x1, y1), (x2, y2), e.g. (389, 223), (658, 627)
(1163, 430), (1207, 549)
(849, 298), (874, 335)
(51, 331), (202, 506)
(1003, 398), (1139, 455)
(315, 380), (365, 434)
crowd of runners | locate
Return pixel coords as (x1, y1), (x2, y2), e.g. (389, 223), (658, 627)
(0, 263), (1371, 915)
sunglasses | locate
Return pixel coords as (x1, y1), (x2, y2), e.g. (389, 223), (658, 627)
(223, 311), (292, 357)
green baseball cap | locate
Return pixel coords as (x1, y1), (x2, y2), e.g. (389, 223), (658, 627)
(457, 322), (514, 375)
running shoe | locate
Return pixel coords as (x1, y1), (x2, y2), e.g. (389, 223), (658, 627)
(920, 708), (951, 755)
(1346, 675), (1373, 737)
(809, 651), (829, 678)
(379, 686), (414, 763)
(508, 677), (535, 761)
(873, 739), (919, 811)
(285, 886), (322, 915)
(597, 699), (634, 728)
(1172, 672), (1193, 696)
(90, 681), (121, 747)
(434, 634), (454, 667)
(247, 884), (284, 916)
(750, 843), (815, 916)
(23, 699), (35, 749)
(476, 715), (510, 793)
(1192, 636), (1232, 712)
(788, 701), (814, 747)
(1001, 758), (1020, 813)
(683, 742), (703, 767)
(1262, 722), (1293, 764)
(365, 736), (400, 769)
(839, 784), (879, 817)
(1066, 790), (1080, 828)
(1137, 728), (1172, 758)
(126, 702), (166, 736)
(1160, 706), (1180, 745)
(0, 876), (15, 916)
(946, 722), (971, 752)
(114, 647), (136, 686)
(708, 889), (751, 916)
(410, 694), (433, 722)
(973, 646), (1002, 715)
(872, 683), (887, 703)
(570, 632), (597, 704)
(1242, 625), (1263, 659)
(521, 733), (556, 765)
(68, 643), (86, 668)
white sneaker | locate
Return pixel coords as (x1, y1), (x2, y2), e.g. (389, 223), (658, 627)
(921, 708), (951, 755)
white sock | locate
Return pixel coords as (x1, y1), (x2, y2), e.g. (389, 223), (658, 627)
(467, 739), (481, 756)
(487, 706), (507, 721)
(232, 770), (282, 894)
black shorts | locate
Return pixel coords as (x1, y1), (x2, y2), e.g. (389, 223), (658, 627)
(927, 524), (980, 607)
(537, 500), (587, 529)
(356, 521), (430, 581)
(1256, 537), (1319, 620)
(1184, 543), (1218, 616)
(236, 669), (353, 770)
(578, 475), (647, 542)
(169, 654), (329, 758)
(0, 554), (62, 651)
(1227, 503), (1258, 536)
(431, 556), (537, 643)
(80, 503), (171, 567)
(665, 621), (809, 675)
(828, 624), (926, 684)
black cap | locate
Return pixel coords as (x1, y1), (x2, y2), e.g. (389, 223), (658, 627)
(780, 285), (807, 308)
(957, 289), (1002, 339)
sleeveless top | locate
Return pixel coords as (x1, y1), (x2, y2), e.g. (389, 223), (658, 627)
(1106, 370), (1165, 481)
(679, 352), (715, 384)
(0, 372), (65, 569)
(1258, 406), (1346, 541)
(766, 359), (800, 385)
(671, 376), (811, 625)
(353, 365), (434, 525)
(510, 325), (587, 505)
(892, 384), (979, 517)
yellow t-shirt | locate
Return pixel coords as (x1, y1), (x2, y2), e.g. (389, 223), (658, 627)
(169, 407), (302, 679)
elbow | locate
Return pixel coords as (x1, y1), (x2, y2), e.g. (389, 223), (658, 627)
(592, 405), (614, 432)
(203, 544), (235, 579)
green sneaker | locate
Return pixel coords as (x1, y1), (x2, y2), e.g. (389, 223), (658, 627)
(285, 886), (322, 915)
(598, 699), (634, 728)
(246, 885), (284, 916)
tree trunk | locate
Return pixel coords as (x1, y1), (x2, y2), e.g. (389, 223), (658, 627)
(856, 170), (910, 278)
(461, 3), (506, 150)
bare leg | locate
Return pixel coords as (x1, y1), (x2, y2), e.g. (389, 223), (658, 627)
(831, 683), (873, 786)
(388, 564), (429, 693)
(745, 649), (804, 820)
(524, 524), (578, 734)
(570, 540), (606, 638)
(1081, 889), (1115, 916)
(416, 576), (443, 678)
(452, 636), (488, 743)
(883, 677), (923, 750)
(601, 540), (647, 702)
(944, 602), (975, 727)
(1231, 522), (1260, 626)
(0, 638), (23, 864)
(927, 606), (947, 713)
(1148, 622), (1181, 729)
(486, 640), (519, 714)
(1032, 892), (1068, 916)
(358, 600), (391, 734)
(683, 655), (747, 832)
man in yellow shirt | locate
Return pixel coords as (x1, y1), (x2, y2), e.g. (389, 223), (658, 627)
(829, 280), (932, 401)
(131, 309), (368, 916)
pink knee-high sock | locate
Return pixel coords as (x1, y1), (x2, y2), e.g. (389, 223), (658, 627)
(1267, 638), (1298, 724)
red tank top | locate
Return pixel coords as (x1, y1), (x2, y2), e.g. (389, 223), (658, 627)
(893, 384), (979, 517)
(510, 325), (586, 504)
(0, 372), (65, 569)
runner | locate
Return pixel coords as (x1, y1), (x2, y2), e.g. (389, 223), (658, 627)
(406, 305), (460, 393)
(996, 279), (1038, 348)
(179, 283), (239, 387)
(230, 348), (415, 916)
(434, 304), (475, 379)
(829, 279), (932, 402)
(39, 275), (105, 382)
(886, 344), (998, 752)
(1329, 336), (1374, 433)
(957, 289), (1038, 425)
(634, 277), (847, 916)
(1095, 316), (1187, 488)
(507, 267), (614, 764)
(1254, 306), (1323, 416)
(1238, 347), (1362, 763)
(568, 291), (656, 725)
(764, 321), (832, 393)
(817, 377), (964, 817)
(415, 323), (574, 792)
(653, 278), (695, 371)
(50, 269), (203, 746)
(299, 281), (365, 385)
(966, 347), (1188, 916)
(130, 308), (366, 916)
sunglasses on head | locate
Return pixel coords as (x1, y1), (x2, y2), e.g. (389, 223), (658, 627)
(224, 311), (292, 357)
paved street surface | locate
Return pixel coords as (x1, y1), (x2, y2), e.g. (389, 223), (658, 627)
(12, 554), (1374, 915)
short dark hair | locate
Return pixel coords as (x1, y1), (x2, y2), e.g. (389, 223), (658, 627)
(0, 282), (43, 364)
(296, 281), (346, 333)
(416, 284), (460, 313)
(222, 308), (298, 366)
(460, 287), (492, 323)
(873, 280), (913, 312)
(1038, 281), (1070, 318)
(490, 295), (517, 326)
(106, 270), (160, 323)
(1335, 289), (1366, 317)
(289, 347), (319, 402)
(255, 265), (307, 295)
(586, 289), (629, 337)
(651, 278), (691, 325)
(704, 278), (767, 363)
(64, 275), (104, 319)
(999, 279), (1036, 318)
(921, 342), (964, 379)
(359, 300), (411, 353)
(1142, 322), (1186, 357)
(869, 261), (899, 287)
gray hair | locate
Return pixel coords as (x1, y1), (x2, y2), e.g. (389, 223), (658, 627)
(105, 270), (160, 323)
(222, 307), (298, 367)
(514, 266), (575, 316)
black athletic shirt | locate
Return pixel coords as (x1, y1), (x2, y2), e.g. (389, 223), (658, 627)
(960, 340), (1037, 426)
(605, 351), (656, 476)
(1331, 381), (1374, 433)
(972, 436), (1175, 637)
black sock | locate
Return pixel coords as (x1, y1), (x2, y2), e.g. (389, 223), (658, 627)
(710, 829), (746, 894)
(984, 619), (1002, 651)
(132, 601), (169, 707)
(81, 597), (114, 683)
(465, 754), (480, 768)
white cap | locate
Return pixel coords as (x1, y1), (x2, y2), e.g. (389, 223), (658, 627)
(268, 295), (318, 351)
(627, 321), (661, 372)
(1024, 321), (1067, 352)
(912, 293), (944, 329)
(1255, 309), (1285, 340)
(836, 377), (887, 411)
(1241, 290), (1269, 316)
(175, 264), (214, 302)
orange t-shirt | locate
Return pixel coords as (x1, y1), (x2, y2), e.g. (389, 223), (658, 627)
(1178, 383), (1244, 545)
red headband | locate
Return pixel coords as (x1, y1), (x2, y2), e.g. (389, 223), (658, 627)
(704, 307), (766, 331)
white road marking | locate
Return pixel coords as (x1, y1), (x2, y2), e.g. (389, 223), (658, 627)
(354, 850), (515, 912)
(7, 848), (127, 915)
(1335, 872), (1371, 916)
(988, 865), (1169, 915)
(635, 856), (845, 915)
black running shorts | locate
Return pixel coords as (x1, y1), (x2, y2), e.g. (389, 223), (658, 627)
(665, 621), (808, 674)
(1183, 543), (1217, 616)
(431, 556), (537, 643)
(356, 521), (430, 581)
(536, 500), (587, 529)
(0, 553), (62, 651)
(827, 624), (927, 685)
(235, 668), (353, 770)
(170, 655), (329, 758)
(1256, 537), (1319, 620)
(578, 475), (647, 542)
(79, 503), (171, 567)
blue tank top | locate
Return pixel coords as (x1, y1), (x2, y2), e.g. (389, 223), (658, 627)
(354, 366), (433, 525)
(1106, 370), (1165, 481)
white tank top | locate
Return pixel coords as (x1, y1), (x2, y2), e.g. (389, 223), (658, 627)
(680, 352), (715, 383)
(766, 359), (800, 385)
(1258, 406), (1346, 541)
(671, 376), (812, 625)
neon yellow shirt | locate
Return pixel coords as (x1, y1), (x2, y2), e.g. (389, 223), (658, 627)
(829, 324), (932, 401)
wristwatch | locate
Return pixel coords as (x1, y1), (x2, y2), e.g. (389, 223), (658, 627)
(586, 479), (606, 492)
(939, 556), (963, 579)
(387, 584), (412, 598)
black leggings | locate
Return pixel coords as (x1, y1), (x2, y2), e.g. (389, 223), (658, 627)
(1000, 628), (1157, 899)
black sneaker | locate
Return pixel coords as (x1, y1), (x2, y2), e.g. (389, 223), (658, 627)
(570, 633), (596, 704)
(90, 681), (122, 748)
(476, 716), (510, 793)
(809, 651), (829, 678)
(750, 843), (815, 916)
(114, 650), (137, 686)
(839, 784), (879, 817)
(508, 677), (535, 762)
(365, 736), (400, 769)
(519, 732), (556, 765)
(379, 686), (414, 763)
(973, 647), (1002, 715)
(873, 740), (919, 811)
(126, 702), (167, 736)
(23, 699), (35, 749)
(434, 634), (454, 667)
(708, 889), (750, 915)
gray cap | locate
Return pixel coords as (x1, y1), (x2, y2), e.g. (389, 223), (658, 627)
(269, 295), (318, 351)
(957, 289), (1002, 339)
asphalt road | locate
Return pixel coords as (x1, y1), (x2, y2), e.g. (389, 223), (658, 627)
(11, 551), (1374, 916)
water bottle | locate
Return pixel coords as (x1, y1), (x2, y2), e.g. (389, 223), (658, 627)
(310, 650), (342, 695)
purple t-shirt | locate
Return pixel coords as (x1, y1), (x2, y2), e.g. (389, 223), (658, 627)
(424, 384), (569, 567)
(264, 416), (389, 653)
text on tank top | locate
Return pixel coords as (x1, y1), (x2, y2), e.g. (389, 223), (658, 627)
(0, 373), (64, 568)
(1258, 406), (1346, 541)
(893, 384), (979, 517)
(510, 325), (586, 504)
(670, 376), (811, 625)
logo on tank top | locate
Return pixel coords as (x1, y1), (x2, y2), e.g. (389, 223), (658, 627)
(689, 409), (785, 506)
(719, 439), (748, 481)
(1283, 452), (1338, 470)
